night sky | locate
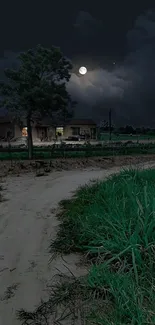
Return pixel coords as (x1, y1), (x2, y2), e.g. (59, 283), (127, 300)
(0, 1), (155, 126)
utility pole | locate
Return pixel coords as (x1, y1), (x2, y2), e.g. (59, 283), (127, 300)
(109, 108), (112, 141)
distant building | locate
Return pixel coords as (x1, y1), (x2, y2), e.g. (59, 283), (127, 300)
(0, 117), (97, 141)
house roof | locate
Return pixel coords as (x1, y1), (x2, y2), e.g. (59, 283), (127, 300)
(36, 118), (97, 127)
(35, 117), (53, 127)
(67, 119), (96, 126)
(0, 116), (97, 127)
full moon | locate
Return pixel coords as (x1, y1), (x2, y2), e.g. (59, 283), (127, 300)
(79, 66), (87, 75)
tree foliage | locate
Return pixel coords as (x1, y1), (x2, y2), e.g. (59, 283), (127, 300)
(0, 44), (74, 158)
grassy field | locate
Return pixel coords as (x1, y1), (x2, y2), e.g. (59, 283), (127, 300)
(50, 168), (155, 324)
(100, 133), (155, 141)
(1, 143), (155, 160)
(18, 168), (155, 324)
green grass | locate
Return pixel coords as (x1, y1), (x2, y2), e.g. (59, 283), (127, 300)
(1, 143), (155, 160)
(17, 168), (155, 324)
(49, 168), (155, 324)
(51, 168), (155, 256)
(100, 133), (155, 141)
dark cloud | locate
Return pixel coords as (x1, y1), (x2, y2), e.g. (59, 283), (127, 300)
(74, 11), (103, 37)
(67, 9), (155, 126)
(1, 7), (155, 126)
(122, 10), (155, 126)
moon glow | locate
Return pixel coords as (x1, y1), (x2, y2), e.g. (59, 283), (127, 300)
(79, 66), (87, 75)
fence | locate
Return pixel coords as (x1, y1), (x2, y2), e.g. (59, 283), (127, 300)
(0, 142), (155, 160)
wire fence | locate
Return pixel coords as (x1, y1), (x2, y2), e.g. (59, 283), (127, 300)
(0, 142), (155, 160)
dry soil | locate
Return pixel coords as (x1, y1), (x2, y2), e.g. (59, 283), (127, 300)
(1, 154), (155, 176)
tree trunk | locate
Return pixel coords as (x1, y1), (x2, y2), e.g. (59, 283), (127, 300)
(27, 116), (33, 159)
(109, 108), (112, 141)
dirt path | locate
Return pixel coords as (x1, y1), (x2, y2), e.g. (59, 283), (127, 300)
(1, 161), (155, 325)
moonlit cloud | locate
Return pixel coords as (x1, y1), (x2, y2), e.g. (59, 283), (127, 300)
(67, 9), (155, 126)
(68, 68), (128, 104)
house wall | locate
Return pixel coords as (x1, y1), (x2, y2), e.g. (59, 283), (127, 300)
(36, 126), (56, 140)
(12, 124), (96, 140)
(14, 125), (22, 138)
(0, 121), (53, 141)
(32, 127), (38, 140)
(0, 122), (15, 139)
(63, 126), (71, 138)
(63, 125), (96, 139)
(48, 127), (56, 140)
(14, 124), (38, 140)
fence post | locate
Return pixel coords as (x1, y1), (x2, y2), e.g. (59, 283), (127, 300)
(7, 135), (13, 165)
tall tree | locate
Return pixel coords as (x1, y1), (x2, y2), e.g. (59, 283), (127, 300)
(0, 44), (73, 159)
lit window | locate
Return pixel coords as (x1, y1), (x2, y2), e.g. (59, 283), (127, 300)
(22, 127), (28, 137)
(56, 127), (63, 136)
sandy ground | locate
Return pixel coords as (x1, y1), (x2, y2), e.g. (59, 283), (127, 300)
(1, 161), (155, 324)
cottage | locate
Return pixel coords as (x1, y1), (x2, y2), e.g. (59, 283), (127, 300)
(0, 117), (97, 141)
(52, 119), (97, 140)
